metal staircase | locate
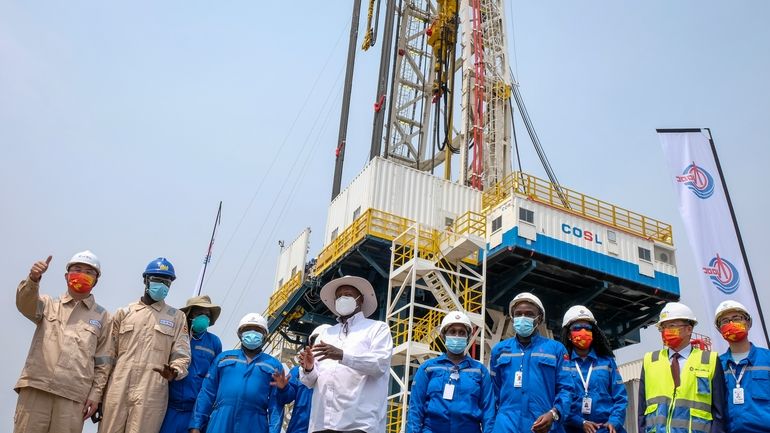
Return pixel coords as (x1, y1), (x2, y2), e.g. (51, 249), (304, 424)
(385, 214), (486, 433)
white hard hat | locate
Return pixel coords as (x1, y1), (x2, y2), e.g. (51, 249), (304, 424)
(562, 305), (596, 328)
(714, 300), (751, 328)
(439, 311), (473, 334)
(238, 313), (268, 333)
(509, 292), (545, 319)
(657, 302), (697, 327)
(310, 324), (331, 339)
(67, 250), (101, 277)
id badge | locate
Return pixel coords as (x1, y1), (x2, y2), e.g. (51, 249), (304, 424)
(443, 383), (455, 400)
(733, 387), (745, 405)
(514, 371), (523, 387)
(581, 396), (592, 414)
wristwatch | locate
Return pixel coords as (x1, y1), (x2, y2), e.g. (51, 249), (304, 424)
(549, 408), (560, 421)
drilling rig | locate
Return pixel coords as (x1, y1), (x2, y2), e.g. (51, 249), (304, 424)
(266, 2), (679, 432)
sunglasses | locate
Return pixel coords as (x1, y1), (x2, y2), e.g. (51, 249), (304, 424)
(147, 276), (172, 286)
(570, 323), (593, 332)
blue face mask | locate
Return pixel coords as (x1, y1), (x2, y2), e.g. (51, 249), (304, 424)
(191, 315), (210, 334)
(445, 336), (468, 354)
(513, 316), (536, 337)
(147, 282), (169, 301)
(241, 330), (263, 350)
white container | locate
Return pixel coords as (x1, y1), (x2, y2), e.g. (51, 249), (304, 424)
(323, 157), (482, 246)
(486, 194), (678, 293)
(273, 227), (311, 292)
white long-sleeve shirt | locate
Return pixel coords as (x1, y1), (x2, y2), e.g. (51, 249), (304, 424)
(300, 312), (393, 433)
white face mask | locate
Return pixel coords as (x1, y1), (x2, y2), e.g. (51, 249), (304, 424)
(335, 295), (359, 316)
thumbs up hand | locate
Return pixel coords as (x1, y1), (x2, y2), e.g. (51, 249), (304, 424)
(29, 256), (53, 283)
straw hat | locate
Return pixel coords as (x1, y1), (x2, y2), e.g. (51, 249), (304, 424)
(320, 276), (378, 318)
(180, 295), (222, 325)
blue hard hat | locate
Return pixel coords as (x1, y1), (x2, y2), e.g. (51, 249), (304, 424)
(143, 257), (176, 281)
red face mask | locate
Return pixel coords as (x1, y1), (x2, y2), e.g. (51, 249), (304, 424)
(720, 322), (748, 342)
(67, 272), (96, 294)
(662, 328), (684, 348)
(570, 329), (593, 350)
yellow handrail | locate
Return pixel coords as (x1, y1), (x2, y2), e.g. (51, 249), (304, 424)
(482, 171), (674, 245)
(314, 209), (418, 277)
(266, 272), (303, 317)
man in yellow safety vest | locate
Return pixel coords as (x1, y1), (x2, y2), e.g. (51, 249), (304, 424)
(637, 302), (727, 433)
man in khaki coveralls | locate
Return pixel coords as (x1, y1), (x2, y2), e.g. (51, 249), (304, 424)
(14, 250), (113, 433)
(99, 257), (191, 433)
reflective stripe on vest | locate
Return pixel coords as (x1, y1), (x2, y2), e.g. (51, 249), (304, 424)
(643, 348), (717, 433)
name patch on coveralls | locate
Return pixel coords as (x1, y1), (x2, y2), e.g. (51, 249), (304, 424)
(160, 319), (175, 328)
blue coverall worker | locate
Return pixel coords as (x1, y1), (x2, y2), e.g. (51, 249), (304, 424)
(637, 302), (727, 433)
(560, 306), (627, 433)
(714, 299), (770, 433)
(407, 311), (495, 433)
(278, 324), (331, 433)
(158, 295), (223, 433)
(189, 313), (291, 433)
(490, 292), (574, 433)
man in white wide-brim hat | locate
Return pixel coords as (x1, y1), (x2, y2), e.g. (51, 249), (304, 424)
(298, 276), (393, 433)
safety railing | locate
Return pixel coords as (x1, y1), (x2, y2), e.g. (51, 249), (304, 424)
(392, 225), (440, 270)
(315, 208), (487, 279)
(266, 272), (303, 317)
(314, 209), (416, 276)
(458, 277), (483, 314)
(387, 401), (403, 433)
(390, 309), (444, 348)
(482, 171), (674, 245)
(451, 210), (486, 237)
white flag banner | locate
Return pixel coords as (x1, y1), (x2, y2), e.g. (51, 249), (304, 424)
(658, 129), (767, 351)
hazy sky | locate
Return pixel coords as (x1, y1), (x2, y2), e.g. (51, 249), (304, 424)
(2, 1), (769, 430)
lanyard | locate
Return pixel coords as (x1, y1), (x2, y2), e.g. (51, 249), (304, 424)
(575, 361), (594, 395)
(729, 365), (747, 388)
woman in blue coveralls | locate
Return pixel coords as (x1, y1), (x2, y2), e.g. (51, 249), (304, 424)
(560, 306), (628, 433)
(189, 312), (293, 433)
(407, 310), (495, 433)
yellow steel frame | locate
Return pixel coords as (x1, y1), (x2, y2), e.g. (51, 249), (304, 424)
(266, 272), (303, 317)
(385, 219), (487, 433)
(314, 209), (414, 277)
(482, 171), (674, 245)
(389, 308), (444, 348)
(315, 208), (485, 278)
(387, 402), (403, 433)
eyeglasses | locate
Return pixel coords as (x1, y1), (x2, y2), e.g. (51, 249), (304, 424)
(69, 266), (98, 277)
(147, 276), (172, 286)
(660, 321), (690, 330)
(570, 323), (593, 332)
(718, 315), (748, 327)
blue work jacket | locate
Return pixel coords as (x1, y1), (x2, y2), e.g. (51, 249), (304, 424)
(720, 343), (770, 433)
(490, 333), (574, 433)
(169, 331), (223, 410)
(190, 349), (290, 433)
(159, 331), (222, 433)
(564, 349), (627, 433)
(407, 354), (495, 433)
(283, 366), (313, 433)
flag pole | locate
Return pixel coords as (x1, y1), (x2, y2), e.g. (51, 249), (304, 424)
(703, 128), (769, 346)
(195, 201), (223, 297)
